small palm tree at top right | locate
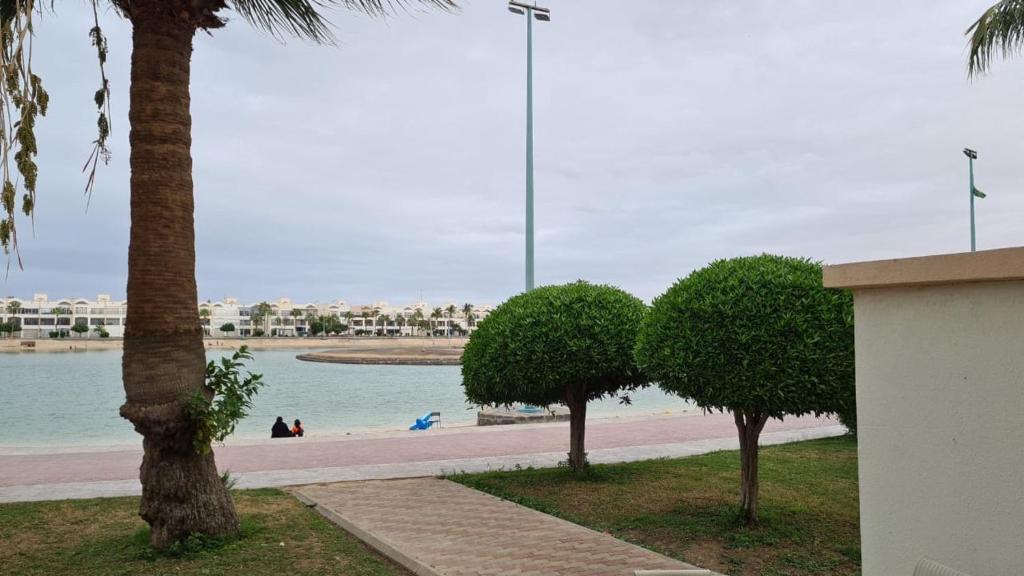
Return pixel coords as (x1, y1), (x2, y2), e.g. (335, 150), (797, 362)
(967, 1), (1024, 76)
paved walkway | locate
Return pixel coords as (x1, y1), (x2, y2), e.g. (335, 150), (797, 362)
(295, 477), (715, 576)
(2, 413), (843, 503)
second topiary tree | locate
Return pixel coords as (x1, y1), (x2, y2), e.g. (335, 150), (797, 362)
(635, 255), (854, 524)
(462, 281), (648, 472)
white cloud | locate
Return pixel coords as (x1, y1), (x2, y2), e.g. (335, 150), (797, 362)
(3, 0), (1021, 304)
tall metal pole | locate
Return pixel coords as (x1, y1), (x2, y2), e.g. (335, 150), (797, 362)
(525, 7), (535, 291)
(969, 154), (976, 252)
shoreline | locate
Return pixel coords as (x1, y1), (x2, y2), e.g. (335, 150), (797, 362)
(0, 414), (844, 503)
(0, 336), (468, 354)
(0, 410), (699, 456)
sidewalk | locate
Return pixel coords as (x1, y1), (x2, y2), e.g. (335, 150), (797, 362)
(4, 413), (844, 503)
(295, 477), (717, 576)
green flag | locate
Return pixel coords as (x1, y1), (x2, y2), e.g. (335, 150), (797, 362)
(973, 186), (987, 199)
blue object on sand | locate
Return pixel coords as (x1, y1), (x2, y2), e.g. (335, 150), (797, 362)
(409, 411), (435, 430)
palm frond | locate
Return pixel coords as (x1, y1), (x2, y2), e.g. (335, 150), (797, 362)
(231, 0), (457, 44)
(966, 0), (1024, 77)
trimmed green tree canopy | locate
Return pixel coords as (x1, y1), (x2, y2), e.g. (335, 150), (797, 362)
(635, 255), (854, 419)
(462, 281), (648, 407)
(635, 254), (854, 523)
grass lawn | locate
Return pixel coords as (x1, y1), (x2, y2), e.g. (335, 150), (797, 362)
(0, 488), (409, 576)
(450, 436), (860, 576)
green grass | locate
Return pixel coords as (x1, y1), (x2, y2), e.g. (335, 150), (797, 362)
(0, 488), (409, 576)
(449, 436), (860, 576)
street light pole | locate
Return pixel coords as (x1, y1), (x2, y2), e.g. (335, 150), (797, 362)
(526, 6), (534, 292)
(970, 152), (976, 252)
(963, 148), (986, 252)
(509, 1), (549, 291)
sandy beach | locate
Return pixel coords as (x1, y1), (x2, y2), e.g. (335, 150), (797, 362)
(297, 343), (464, 365)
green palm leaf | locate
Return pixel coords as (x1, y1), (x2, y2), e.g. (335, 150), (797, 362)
(231, 0), (457, 43)
(966, 0), (1024, 77)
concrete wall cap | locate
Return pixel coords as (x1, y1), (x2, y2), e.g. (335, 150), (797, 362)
(823, 246), (1024, 290)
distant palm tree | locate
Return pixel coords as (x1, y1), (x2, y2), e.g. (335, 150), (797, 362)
(252, 302), (273, 336)
(431, 307), (443, 341)
(51, 307), (66, 338)
(445, 304), (457, 339)
(967, 1), (1024, 76)
(5, 301), (20, 338)
(462, 302), (474, 331)
(305, 310), (319, 336)
(199, 307), (211, 336)
(411, 308), (425, 336)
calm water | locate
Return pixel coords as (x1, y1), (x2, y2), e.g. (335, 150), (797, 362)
(0, 348), (693, 449)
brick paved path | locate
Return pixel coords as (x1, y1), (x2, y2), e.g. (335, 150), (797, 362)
(2, 413), (834, 487)
(295, 478), (713, 576)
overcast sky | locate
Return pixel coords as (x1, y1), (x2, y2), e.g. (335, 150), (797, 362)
(3, 0), (1022, 305)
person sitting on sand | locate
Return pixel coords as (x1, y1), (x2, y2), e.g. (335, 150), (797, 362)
(291, 419), (304, 438)
(271, 416), (292, 438)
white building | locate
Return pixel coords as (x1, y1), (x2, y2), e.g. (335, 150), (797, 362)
(0, 294), (126, 338)
(1, 294), (491, 339)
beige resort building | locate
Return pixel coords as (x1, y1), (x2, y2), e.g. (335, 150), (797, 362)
(1, 294), (490, 339)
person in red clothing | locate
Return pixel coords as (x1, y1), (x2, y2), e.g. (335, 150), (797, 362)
(291, 419), (304, 437)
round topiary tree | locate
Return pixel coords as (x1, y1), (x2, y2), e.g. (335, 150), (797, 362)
(635, 255), (854, 524)
(462, 281), (648, 472)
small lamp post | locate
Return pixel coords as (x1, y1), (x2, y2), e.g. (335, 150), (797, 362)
(963, 148), (986, 252)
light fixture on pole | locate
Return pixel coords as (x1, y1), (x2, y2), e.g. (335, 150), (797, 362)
(963, 148), (986, 252)
(508, 0), (550, 291)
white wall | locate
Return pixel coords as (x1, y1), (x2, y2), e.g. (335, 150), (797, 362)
(854, 280), (1024, 576)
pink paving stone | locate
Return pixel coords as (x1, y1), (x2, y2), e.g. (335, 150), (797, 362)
(4, 413), (835, 487)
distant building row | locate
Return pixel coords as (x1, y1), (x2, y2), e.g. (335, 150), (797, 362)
(0, 294), (492, 339)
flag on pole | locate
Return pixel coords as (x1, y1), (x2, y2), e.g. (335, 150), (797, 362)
(972, 186), (987, 199)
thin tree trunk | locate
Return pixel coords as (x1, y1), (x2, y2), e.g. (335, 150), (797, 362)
(566, 386), (588, 473)
(734, 410), (769, 526)
(119, 1), (238, 548)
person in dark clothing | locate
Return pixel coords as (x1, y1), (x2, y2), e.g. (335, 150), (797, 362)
(291, 419), (304, 437)
(271, 416), (292, 438)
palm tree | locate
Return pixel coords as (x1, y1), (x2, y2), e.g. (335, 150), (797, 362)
(430, 307), (443, 341)
(252, 302), (273, 336)
(199, 307), (211, 336)
(51, 307), (65, 338)
(373, 307), (384, 336)
(461, 302), (474, 332)
(305, 309), (319, 336)
(411, 308), (424, 336)
(5, 301), (21, 338)
(967, 1), (1024, 76)
(0, 0), (456, 547)
(445, 304), (457, 339)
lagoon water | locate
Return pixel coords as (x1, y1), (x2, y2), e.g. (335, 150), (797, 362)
(0, 348), (693, 450)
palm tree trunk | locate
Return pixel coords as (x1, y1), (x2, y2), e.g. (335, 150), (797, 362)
(119, 1), (238, 548)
